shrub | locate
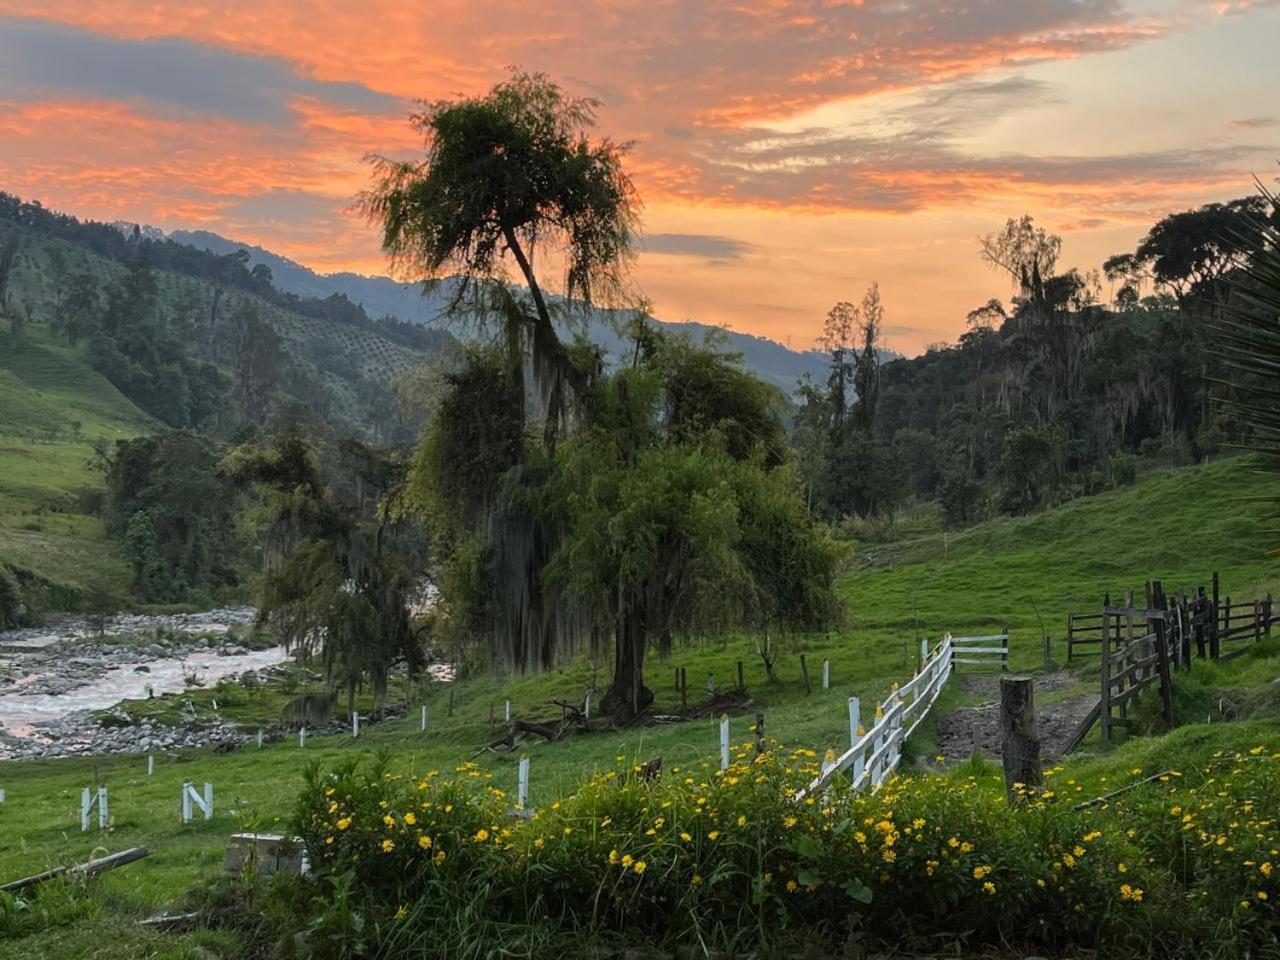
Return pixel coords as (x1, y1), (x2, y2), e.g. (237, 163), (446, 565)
(285, 743), (1280, 958)
(0, 566), (22, 629)
(1110, 453), (1139, 488)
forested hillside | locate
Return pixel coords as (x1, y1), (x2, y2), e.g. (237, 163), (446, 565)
(0, 194), (455, 443)
(795, 204), (1279, 526)
(169, 228), (837, 392)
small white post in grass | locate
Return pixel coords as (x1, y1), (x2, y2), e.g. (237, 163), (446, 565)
(420, 705), (428, 731)
(0, 787), (5, 804)
(352, 712), (360, 738)
(212, 699), (218, 711)
(81, 786), (107, 831)
(719, 714), (730, 770)
(182, 781), (213, 822)
(147, 754), (154, 776)
(517, 756), (530, 810)
(299, 726), (307, 748)
(822, 658), (830, 690)
(256, 728), (264, 748)
(504, 699), (511, 723)
(583, 692), (591, 721)
(820, 749), (837, 797)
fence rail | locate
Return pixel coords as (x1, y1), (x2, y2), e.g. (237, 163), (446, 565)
(798, 635), (954, 799)
(949, 631), (1008, 669)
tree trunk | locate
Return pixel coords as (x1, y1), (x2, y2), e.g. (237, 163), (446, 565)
(601, 611), (653, 724)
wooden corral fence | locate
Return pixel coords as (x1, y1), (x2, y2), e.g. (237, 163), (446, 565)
(1068, 572), (1274, 665)
(798, 635), (954, 799)
(1097, 588), (1176, 744)
(1065, 577), (1278, 748)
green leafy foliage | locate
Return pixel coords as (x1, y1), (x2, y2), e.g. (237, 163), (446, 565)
(287, 743), (1280, 958)
(100, 432), (246, 603)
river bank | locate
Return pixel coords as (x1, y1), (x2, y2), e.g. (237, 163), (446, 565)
(0, 607), (292, 760)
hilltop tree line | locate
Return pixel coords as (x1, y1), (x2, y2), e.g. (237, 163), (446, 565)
(797, 200), (1280, 527)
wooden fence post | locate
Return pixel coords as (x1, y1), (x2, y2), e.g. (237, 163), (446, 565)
(1211, 571), (1221, 659)
(737, 660), (745, 691)
(1153, 612), (1174, 731)
(799, 654), (812, 695)
(517, 757), (530, 811)
(680, 667), (688, 711)
(1099, 611), (1112, 744)
(1000, 677), (1043, 799)
(754, 712), (765, 756)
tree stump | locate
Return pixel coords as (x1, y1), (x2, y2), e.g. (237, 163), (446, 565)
(999, 676), (1043, 800)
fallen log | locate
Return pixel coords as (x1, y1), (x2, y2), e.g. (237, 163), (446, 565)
(2, 846), (150, 893)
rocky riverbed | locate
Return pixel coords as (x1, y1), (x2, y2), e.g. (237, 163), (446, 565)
(0, 607), (291, 760)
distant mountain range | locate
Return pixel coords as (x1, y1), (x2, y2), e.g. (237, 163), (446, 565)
(166, 229), (837, 395)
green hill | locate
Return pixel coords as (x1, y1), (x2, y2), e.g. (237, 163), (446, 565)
(0, 326), (154, 603)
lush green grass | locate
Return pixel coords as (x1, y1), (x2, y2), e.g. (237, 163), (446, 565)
(1, 455), (1278, 957)
(0, 326), (152, 600)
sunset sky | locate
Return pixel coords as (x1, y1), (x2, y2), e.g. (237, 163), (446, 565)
(2, 1), (1278, 355)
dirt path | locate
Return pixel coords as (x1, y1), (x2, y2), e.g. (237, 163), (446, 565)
(932, 671), (1098, 762)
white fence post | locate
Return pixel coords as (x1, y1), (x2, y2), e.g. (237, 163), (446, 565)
(583, 692), (591, 720)
(182, 781), (213, 822)
(719, 714), (730, 770)
(421, 705), (428, 731)
(147, 754), (154, 776)
(0, 787), (5, 804)
(80, 788), (105, 834)
(822, 658), (830, 690)
(504, 699), (511, 722)
(848, 696), (861, 749)
(81, 786), (108, 831)
(299, 726), (307, 748)
(517, 756), (530, 810)
(256, 728), (264, 748)
(352, 713), (360, 738)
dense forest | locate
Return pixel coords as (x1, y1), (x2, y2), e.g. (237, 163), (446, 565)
(795, 201), (1280, 527)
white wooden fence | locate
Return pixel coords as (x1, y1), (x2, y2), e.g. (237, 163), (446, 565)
(950, 631), (1009, 669)
(797, 635), (955, 799)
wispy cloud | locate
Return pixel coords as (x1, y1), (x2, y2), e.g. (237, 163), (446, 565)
(1228, 116), (1279, 128)
(0, 16), (403, 124)
(642, 233), (752, 260)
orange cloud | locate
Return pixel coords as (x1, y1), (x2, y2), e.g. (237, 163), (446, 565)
(0, 1), (1277, 353)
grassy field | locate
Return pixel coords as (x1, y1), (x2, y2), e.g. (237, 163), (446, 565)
(1, 455), (1278, 957)
(0, 325), (153, 600)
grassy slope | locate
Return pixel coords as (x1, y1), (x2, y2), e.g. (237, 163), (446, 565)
(1, 456), (1278, 957)
(0, 325), (154, 596)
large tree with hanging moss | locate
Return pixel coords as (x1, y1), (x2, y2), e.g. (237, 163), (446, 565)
(365, 73), (839, 720)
